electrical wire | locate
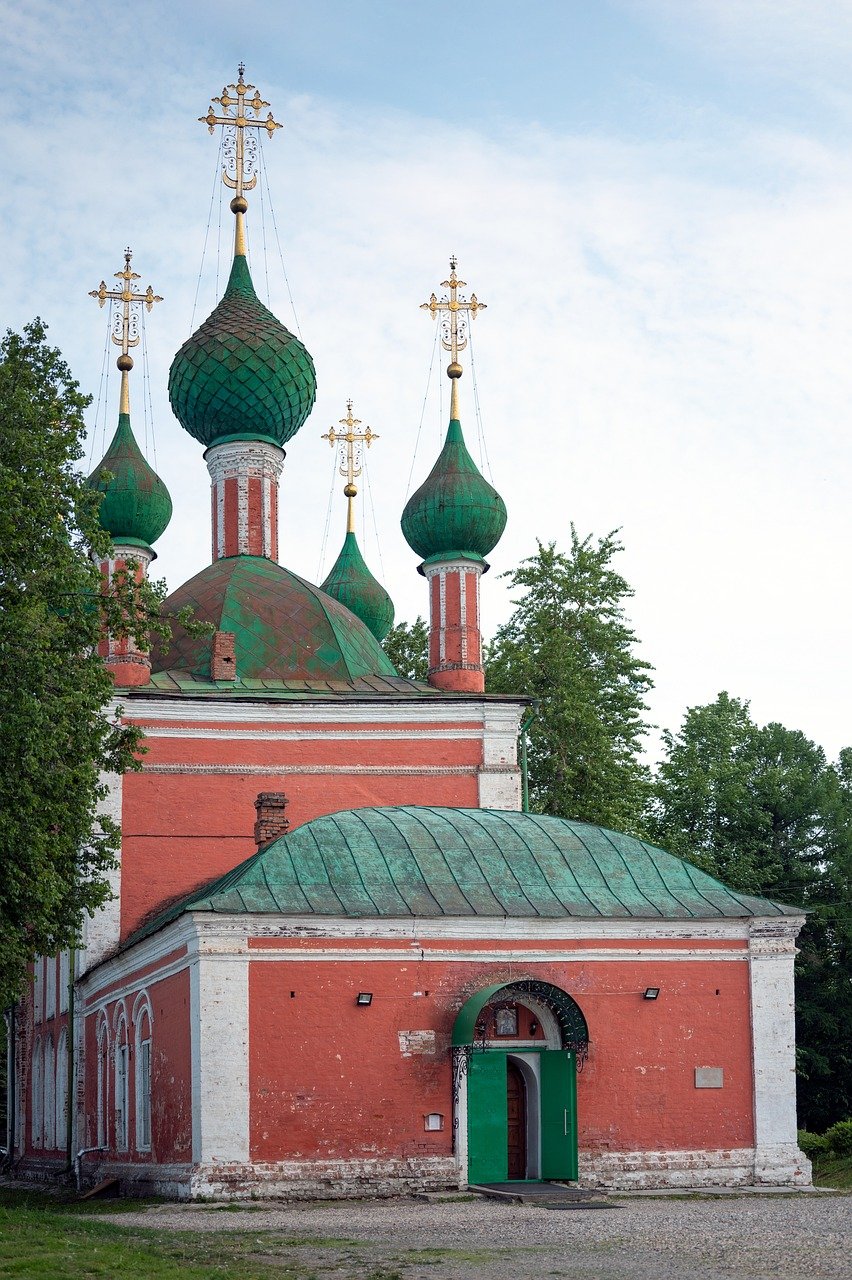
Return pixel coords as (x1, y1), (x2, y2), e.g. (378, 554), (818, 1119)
(140, 311), (159, 469)
(404, 322), (440, 500)
(189, 134), (225, 335)
(362, 453), (387, 581)
(258, 134), (303, 339)
(467, 325), (495, 481)
(316, 451), (339, 584)
(86, 309), (113, 469)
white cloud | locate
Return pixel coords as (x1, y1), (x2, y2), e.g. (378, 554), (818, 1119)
(2, 3), (851, 762)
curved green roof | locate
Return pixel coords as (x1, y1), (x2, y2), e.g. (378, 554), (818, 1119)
(151, 556), (398, 682)
(135, 807), (799, 939)
(88, 413), (172, 551)
(168, 253), (316, 450)
(320, 531), (395, 642)
(401, 418), (507, 564)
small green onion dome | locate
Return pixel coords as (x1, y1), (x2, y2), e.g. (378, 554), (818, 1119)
(321, 531), (395, 642)
(401, 418), (507, 564)
(88, 413), (172, 552)
(168, 253), (317, 450)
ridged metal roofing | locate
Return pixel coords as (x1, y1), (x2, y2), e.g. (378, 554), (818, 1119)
(321, 530), (395, 642)
(401, 419), (507, 563)
(151, 555), (398, 682)
(133, 807), (796, 942)
(88, 412), (172, 550)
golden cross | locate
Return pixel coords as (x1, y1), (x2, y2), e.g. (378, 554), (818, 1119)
(420, 256), (486, 366)
(89, 248), (162, 415)
(199, 64), (282, 254)
(322, 400), (379, 534)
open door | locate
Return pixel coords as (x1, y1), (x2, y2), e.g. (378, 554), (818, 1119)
(540, 1050), (578, 1180)
(467, 1052), (508, 1184)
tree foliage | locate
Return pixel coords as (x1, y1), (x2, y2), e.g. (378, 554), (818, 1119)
(485, 533), (654, 833)
(382, 616), (429, 682)
(0, 320), (170, 1005)
(647, 692), (852, 1129)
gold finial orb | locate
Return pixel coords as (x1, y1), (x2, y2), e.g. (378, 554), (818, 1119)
(230, 195), (248, 214)
(447, 361), (463, 379)
(344, 483), (358, 498)
(117, 354), (134, 372)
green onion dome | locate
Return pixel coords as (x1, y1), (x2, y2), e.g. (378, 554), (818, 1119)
(401, 417), (507, 565)
(88, 413), (173, 553)
(168, 253), (317, 450)
(151, 556), (398, 682)
(321, 531), (395, 642)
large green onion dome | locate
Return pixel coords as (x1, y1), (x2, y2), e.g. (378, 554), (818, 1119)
(168, 253), (316, 450)
(401, 417), (507, 565)
(151, 556), (398, 682)
(321, 531), (395, 642)
(88, 413), (173, 553)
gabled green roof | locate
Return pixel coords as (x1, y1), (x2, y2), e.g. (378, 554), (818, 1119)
(152, 555), (398, 683)
(88, 413), (172, 551)
(131, 806), (800, 943)
(168, 253), (316, 450)
(401, 418), (507, 564)
(320, 530), (394, 642)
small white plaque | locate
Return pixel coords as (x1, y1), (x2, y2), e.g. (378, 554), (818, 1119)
(424, 1113), (444, 1131)
(695, 1067), (724, 1089)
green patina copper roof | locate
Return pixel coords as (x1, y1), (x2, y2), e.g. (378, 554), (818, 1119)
(131, 806), (800, 942)
(152, 555), (397, 683)
(401, 418), (507, 564)
(320, 531), (395, 642)
(87, 413), (172, 550)
(168, 253), (317, 450)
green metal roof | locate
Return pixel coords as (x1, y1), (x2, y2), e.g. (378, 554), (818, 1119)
(401, 418), (507, 564)
(320, 530), (395, 642)
(168, 253), (316, 450)
(151, 555), (398, 682)
(131, 806), (799, 943)
(88, 413), (172, 550)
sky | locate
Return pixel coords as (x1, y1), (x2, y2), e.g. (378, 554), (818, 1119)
(3, 0), (851, 762)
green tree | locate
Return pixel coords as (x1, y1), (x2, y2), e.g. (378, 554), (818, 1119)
(648, 692), (852, 1129)
(485, 533), (654, 832)
(382, 616), (429, 682)
(0, 320), (169, 1006)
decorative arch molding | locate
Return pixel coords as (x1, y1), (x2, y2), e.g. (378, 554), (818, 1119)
(133, 989), (153, 1153)
(131, 989), (153, 1029)
(451, 978), (589, 1056)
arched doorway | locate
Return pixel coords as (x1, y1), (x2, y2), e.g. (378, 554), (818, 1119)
(452, 980), (589, 1185)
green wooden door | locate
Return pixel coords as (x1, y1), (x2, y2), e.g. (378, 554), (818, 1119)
(467, 1052), (508, 1184)
(540, 1050), (578, 1180)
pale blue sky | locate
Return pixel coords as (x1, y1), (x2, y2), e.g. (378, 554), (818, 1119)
(3, 1), (851, 761)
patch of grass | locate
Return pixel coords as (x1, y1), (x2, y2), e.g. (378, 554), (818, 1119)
(400, 1246), (499, 1263)
(811, 1152), (852, 1189)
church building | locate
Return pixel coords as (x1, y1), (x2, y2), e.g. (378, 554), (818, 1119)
(11, 69), (812, 1199)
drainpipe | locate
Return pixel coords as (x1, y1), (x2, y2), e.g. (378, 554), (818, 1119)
(519, 705), (538, 814)
(74, 1145), (107, 1194)
(65, 946), (75, 1170)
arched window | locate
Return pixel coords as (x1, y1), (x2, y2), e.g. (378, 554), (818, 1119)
(133, 992), (153, 1153)
(55, 1029), (68, 1153)
(31, 1037), (43, 1148)
(96, 1015), (110, 1149)
(42, 1036), (55, 1150)
(114, 1009), (129, 1152)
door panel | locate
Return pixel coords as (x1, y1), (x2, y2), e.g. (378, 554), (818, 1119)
(506, 1060), (526, 1179)
(467, 1052), (508, 1184)
(540, 1050), (578, 1180)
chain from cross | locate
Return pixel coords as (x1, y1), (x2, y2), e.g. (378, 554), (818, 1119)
(199, 64), (282, 202)
(420, 256), (487, 365)
(89, 247), (163, 360)
(322, 401), (380, 533)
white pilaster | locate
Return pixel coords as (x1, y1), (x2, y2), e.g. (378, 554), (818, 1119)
(190, 928), (250, 1165)
(79, 770), (123, 974)
(748, 918), (812, 1185)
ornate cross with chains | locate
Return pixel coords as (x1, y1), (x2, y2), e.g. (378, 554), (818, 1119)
(322, 401), (380, 533)
(199, 63), (282, 205)
(89, 248), (162, 413)
(420, 256), (487, 366)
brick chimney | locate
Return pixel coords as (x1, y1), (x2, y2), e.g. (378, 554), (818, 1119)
(211, 630), (237, 681)
(254, 792), (290, 848)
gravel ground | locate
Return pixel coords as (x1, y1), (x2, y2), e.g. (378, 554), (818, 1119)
(100, 1192), (851, 1280)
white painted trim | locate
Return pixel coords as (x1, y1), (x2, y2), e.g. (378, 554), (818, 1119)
(141, 763), (483, 775)
(117, 697), (527, 725)
(237, 472), (248, 551)
(137, 727), (495, 740)
(189, 960), (202, 1163)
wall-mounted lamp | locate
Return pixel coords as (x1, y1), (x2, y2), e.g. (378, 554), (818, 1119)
(643, 987), (660, 1000)
(356, 992), (373, 1006)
